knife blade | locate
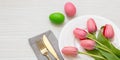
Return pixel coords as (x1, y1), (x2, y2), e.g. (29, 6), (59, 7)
(42, 35), (60, 60)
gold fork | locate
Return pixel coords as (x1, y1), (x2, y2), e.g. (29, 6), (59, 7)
(36, 40), (51, 60)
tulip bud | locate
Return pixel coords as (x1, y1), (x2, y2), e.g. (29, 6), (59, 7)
(73, 28), (87, 40)
(61, 46), (78, 56)
(103, 24), (114, 39)
(87, 18), (97, 33)
(80, 39), (96, 50)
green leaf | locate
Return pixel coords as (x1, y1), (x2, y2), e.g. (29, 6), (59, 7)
(97, 30), (120, 58)
(86, 34), (105, 60)
(86, 49), (104, 60)
(110, 44), (120, 58)
(98, 49), (120, 60)
(97, 30), (111, 48)
(78, 51), (106, 60)
(87, 33), (97, 40)
(87, 28), (120, 59)
(87, 49), (101, 56)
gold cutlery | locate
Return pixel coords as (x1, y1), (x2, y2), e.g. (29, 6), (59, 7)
(43, 35), (60, 60)
(36, 39), (51, 60)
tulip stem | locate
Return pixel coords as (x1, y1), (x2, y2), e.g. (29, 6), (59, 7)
(88, 36), (112, 51)
(78, 51), (106, 60)
(96, 45), (114, 55)
(87, 34), (111, 50)
(87, 34), (117, 56)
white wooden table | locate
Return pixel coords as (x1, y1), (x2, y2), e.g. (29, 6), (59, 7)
(0, 0), (120, 60)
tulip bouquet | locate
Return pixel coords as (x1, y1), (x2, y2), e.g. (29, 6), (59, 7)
(62, 18), (120, 60)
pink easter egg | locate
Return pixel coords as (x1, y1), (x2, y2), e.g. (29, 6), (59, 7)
(64, 2), (76, 17)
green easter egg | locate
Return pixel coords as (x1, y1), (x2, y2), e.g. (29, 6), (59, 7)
(49, 12), (65, 24)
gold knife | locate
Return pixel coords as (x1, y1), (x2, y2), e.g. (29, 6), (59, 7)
(42, 35), (60, 60)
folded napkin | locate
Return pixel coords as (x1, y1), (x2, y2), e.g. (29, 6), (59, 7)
(29, 30), (64, 60)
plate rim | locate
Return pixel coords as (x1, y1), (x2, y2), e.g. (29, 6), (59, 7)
(58, 15), (120, 59)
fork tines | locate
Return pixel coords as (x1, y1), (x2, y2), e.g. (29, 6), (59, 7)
(36, 39), (44, 50)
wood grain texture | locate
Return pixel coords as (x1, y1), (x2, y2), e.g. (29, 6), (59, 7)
(0, 0), (120, 59)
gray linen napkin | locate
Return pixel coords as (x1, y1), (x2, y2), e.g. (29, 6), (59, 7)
(29, 30), (64, 60)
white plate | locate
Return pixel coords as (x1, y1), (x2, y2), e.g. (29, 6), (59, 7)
(59, 15), (120, 60)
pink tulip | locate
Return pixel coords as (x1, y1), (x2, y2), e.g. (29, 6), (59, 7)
(87, 18), (97, 33)
(103, 24), (114, 39)
(62, 46), (78, 56)
(80, 39), (96, 50)
(73, 28), (87, 40)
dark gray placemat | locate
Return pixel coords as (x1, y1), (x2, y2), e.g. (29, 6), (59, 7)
(29, 30), (64, 60)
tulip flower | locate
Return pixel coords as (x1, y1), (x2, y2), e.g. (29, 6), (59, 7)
(61, 46), (106, 60)
(87, 18), (97, 33)
(103, 24), (114, 39)
(80, 39), (96, 50)
(73, 28), (87, 40)
(61, 46), (78, 56)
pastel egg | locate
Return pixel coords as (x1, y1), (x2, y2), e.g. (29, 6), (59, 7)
(64, 2), (76, 17)
(49, 12), (65, 24)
